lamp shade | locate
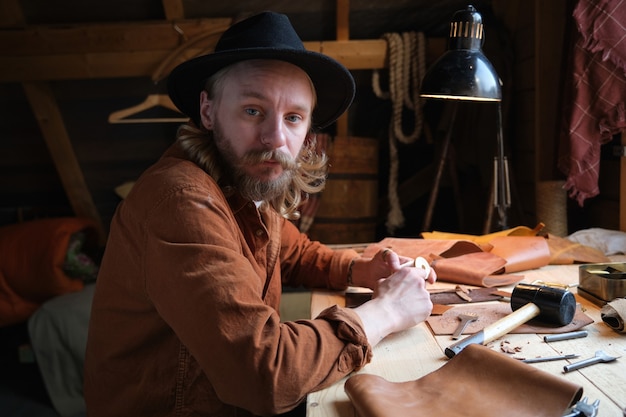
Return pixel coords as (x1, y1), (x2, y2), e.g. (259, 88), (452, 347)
(420, 5), (502, 101)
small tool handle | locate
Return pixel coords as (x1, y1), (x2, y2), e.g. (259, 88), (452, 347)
(451, 317), (474, 340)
(563, 356), (603, 373)
(445, 303), (540, 358)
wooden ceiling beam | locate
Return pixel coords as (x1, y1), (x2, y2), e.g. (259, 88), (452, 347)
(22, 81), (106, 244)
(162, 0), (186, 20)
(0, 17), (397, 82)
(0, 0), (24, 28)
(0, 40), (390, 82)
(0, 19), (232, 55)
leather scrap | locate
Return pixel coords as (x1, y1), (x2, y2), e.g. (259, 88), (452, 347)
(420, 223), (545, 244)
(364, 239), (520, 287)
(362, 233), (606, 288)
(488, 236), (551, 273)
(601, 298), (626, 333)
(346, 287), (503, 309)
(430, 252), (521, 287)
(426, 303), (593, 335)
(429, 287), (503, 305)
(344, 344), (582, 417)
(363, 238), (484, 259)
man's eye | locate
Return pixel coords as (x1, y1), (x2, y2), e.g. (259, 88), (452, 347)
(245, 108), (260, 116)
(286, 114), (302, 123)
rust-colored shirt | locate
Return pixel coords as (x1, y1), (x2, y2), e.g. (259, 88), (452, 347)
(84, 143), (371, 417)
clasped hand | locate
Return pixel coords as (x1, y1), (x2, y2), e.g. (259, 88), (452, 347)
(351, 249), (436, 345)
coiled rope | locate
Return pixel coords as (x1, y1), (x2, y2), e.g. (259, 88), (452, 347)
(372, 32), (427, 233)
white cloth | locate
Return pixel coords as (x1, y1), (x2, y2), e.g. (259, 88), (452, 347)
(567, 228), (626, 255)
(28, 284), (95, 417)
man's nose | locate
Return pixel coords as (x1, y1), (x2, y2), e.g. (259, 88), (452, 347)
(260, 117), (287, 148)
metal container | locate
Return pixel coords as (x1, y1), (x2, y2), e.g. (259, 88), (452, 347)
(578, 263), (626, 305)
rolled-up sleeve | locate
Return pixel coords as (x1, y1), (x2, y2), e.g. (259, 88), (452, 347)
(279, 219), (359, 290)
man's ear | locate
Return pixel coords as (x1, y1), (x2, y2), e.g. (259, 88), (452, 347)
(199, 91), (213, 129)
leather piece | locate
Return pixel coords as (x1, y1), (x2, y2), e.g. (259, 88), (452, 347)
(344, 344), (583, 417)
(421, 223), (545, 244)
(363, 234), (607, 288)
(426, 303), (594, 335)
(489, 236), (551, 273)
(364, 239), (519, 287)
(345, 288), (503, 309)
(363, 238), (484, 259)
(601, 298), (626, 333)
(429, 287), (503, 305)
(429, 252), (520, 287)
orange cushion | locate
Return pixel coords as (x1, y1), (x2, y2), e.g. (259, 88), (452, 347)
(0, 217), (98, 326)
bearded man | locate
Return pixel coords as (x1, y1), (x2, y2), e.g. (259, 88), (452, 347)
(84, 11), (435, 417)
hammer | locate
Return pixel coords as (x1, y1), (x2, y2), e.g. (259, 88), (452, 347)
(444, 283), (576, 358)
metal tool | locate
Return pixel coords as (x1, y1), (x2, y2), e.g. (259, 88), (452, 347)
(544, 330), (588, 342)
(521, 353), (578, 363)
(562, 397), (600, 417)
(451, 312), (478, 340)
(563, 350), (620, 373)
(445, 283), (576, 358)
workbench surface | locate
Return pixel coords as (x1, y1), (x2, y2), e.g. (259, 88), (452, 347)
(307, 255), (626, 417)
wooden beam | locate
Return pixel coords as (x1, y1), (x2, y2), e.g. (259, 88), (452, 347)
(0, 19), (232, 55)
(0, 0), (24, 27)
(336, 0), (350, 41)
(307, 40), (388, 69)
(621, 131), (626, 232)
(0, 18), (447, 82)
(335, 0), (350, 138)
(1, 50), (190, 81)
(0, 39), (390, 82)
(162, 0), (185, 21)
(22, 81), (106, 244)
(534, 0), (568, 181)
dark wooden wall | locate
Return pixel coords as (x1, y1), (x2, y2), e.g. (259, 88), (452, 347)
(0, 0), (621, 244)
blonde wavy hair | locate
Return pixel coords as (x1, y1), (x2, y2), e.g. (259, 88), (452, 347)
(177, 122), (328, 220)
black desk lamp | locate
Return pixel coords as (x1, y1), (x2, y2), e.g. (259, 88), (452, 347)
(420, 4), (510, 231)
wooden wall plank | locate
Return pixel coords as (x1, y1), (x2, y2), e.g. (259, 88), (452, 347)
(21, 81), (105, 243)
(622, 131), (625, 232)
(619, 132), (626, 232)
(534, 0), (568, 181)
(0, 40), (391, 81)
(162, 0), (185, 20)
(0, 19), (232, 55)
(0, 0), (24, 27)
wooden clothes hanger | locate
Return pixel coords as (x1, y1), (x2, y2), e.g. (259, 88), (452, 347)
(108, 22), (228, 125)
(108, 94), (188, 124)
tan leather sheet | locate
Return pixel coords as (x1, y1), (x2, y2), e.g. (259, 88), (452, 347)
(344, 344), (582, 417)
(426, 303), (594, 335)
(488, 236), (551, 273)
(364, 237), (545, 287)
(363, 234), (609, 288)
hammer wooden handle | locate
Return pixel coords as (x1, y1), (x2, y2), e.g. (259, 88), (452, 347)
(445, 303), (540, 358)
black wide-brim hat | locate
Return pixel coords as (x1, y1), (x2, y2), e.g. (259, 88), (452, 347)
(167, 11), (355, 130)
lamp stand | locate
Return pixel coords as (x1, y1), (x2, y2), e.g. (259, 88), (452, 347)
(484, 103), (511, 232)
(422, 101), (465, 232)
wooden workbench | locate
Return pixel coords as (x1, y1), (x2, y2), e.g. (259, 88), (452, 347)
(307, 255), (626, 417)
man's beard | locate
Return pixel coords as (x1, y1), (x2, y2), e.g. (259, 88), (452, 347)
(212, 120), (299, 202)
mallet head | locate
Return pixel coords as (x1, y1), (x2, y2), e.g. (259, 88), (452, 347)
(511, 283), (576, 326)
